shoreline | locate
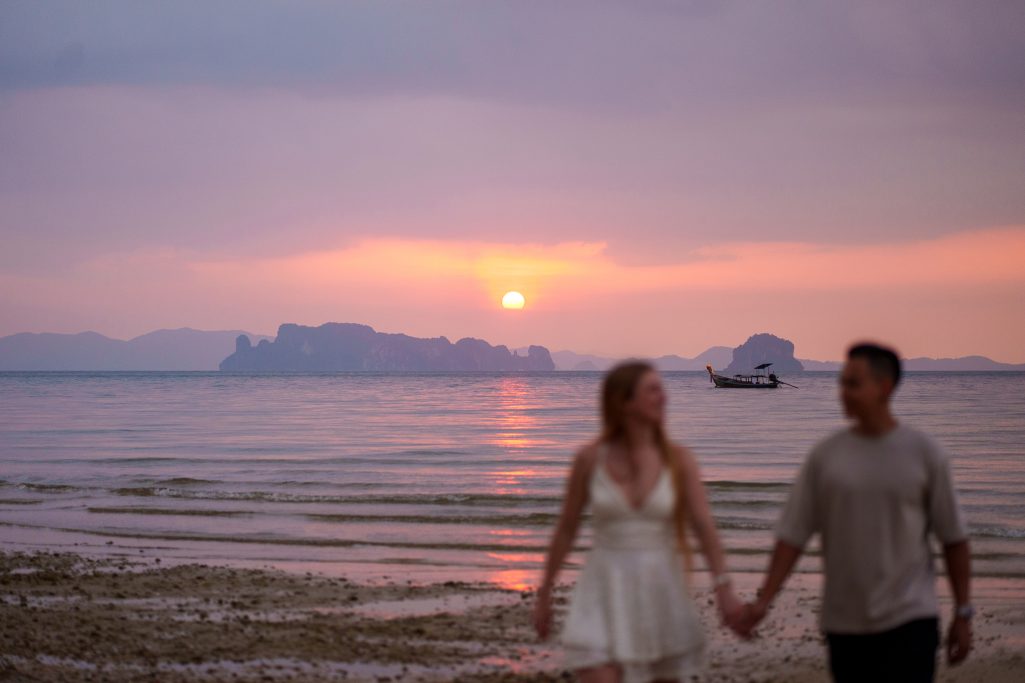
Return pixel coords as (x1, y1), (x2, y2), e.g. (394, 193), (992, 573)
(2, 551), (1023, 682)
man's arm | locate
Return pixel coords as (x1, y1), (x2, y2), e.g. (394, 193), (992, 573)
(926, 439), (972, 665)
(733, 450), (817, 638)
(943, 540), (972, 665)
(735, 540), (803, 636)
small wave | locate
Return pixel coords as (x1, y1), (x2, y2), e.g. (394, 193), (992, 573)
(709, 499), (783, 509)
(90, 457), (189, 464)
(0, 522), (555, 553)
(396, 449), (469, 457)
(153, 477), (217, 486)
(16, 483), (81, 493)
(87, 506), (248, 517)
(0, 498), (43, 505)
(714, 519), (775, 531)
(964, 551), (1025, 561)
(970, 525), (1025, 540)
(275, 481), (387, 490)
(705, 480), (790, 491)
(305, 512), (558, 527)
(112, 487), (561, 506)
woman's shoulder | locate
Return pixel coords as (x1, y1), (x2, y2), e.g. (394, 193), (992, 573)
(569, 440), (603, 475)
(574, 439), (603, 463)
(667, 441), (699, 471)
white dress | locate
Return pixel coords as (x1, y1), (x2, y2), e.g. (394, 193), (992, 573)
(561, 446), (704, 682)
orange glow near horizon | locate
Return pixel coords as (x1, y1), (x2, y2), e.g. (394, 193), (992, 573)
(10, 226), (1025, 362)
(187, 226), (1025, 301)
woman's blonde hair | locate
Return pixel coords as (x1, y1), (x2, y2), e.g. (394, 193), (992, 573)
(600, 361), (692, 570)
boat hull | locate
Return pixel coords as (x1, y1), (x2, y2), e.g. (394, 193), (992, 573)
(706, 365), (780, 388)
(709, 375), (779, 388)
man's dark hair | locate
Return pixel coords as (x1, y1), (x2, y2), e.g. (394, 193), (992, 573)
(847, 342), (902, 387)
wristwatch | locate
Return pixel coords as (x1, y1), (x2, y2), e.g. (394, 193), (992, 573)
(954, 604), (975, 620)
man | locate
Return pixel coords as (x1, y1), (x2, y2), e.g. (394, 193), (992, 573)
(737, 343), (972, 682)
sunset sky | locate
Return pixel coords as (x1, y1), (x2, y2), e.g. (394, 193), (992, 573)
(2, 2), (1024, 362)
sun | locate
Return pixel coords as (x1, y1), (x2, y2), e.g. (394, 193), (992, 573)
(501, 291), (526, 310)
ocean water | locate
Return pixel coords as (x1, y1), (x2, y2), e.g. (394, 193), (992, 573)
(0, 371), (1022, 589)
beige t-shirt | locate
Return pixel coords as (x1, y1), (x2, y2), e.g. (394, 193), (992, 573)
(775, 423), (967, 634)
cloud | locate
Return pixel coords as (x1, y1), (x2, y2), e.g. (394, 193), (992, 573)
(3, 83), (1024, 275)
(3, 227), (1024, 360)
(247, 226), (1025, 298)
(2, 1), (1023, 112)
(76, 225), (1025, 313)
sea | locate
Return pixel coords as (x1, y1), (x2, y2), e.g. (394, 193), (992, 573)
(1, 371), (1023, 590)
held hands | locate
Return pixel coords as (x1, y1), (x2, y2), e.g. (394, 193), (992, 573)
(536, 582), (775, 642)
(731, 600), (768, 639)
(714, 579), (768, 639)
(715, 584), (745, 633)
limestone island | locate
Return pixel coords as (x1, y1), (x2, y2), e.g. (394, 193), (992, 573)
(219, 323), (555, 372)
(721, 333), (805, 375)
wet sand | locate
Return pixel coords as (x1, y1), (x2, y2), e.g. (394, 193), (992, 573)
(1, 551), (1022, 682)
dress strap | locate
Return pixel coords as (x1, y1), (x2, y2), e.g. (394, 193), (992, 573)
(590, 441), (608, 486)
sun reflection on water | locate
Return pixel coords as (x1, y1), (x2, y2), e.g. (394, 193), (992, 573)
(489, 377), (538, 450)
(485, 563), (540, 591)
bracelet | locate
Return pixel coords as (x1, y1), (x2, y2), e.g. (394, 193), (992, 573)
(712, 573), (731, 588)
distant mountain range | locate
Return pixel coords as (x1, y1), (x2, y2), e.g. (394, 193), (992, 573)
(551, 333), (805, 373)
(221, 323), (554, 371)
(0, 328), (272, 370)
(549, 347), (734, 372)
(0, 326), (1022, 371)
(797, 356), (1025, 372)
(551, 333), (1025, 373)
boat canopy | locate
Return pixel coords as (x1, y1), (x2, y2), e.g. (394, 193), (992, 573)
(754, 363), (774, 370)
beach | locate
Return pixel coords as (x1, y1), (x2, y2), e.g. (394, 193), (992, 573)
(2, 371), (1024, 680)
(5, 0), (1025, 676)
(2, 550), (1022, 682)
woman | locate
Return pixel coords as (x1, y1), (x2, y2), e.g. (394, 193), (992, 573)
(533, 361), (741, 683)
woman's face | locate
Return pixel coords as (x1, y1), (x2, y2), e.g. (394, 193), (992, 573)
(625, 370), (666, 425)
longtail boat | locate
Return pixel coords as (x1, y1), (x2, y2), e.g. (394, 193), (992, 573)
(706, 363), (797, 389)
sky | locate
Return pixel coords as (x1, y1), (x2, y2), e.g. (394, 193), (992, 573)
(2, 1), (1024, 362)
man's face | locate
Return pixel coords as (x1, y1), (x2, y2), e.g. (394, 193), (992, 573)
(839, 356), (892, 419)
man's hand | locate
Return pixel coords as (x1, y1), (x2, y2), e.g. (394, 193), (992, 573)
(731, 600), (768, 639)
(942, 541), (972, 665)
(947, 616), (972, 665)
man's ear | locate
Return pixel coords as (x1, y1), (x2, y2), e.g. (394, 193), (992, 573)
(879, 376), (896, 401)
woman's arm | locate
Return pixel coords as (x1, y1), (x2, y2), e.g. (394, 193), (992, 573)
(678, 446), (742, 625)
(533, 445), (594, 639)
(678, 446), (727, 577)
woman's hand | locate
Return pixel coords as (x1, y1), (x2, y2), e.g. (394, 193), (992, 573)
(716, 584), (744, 631)
(532, 586), (554, 640)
